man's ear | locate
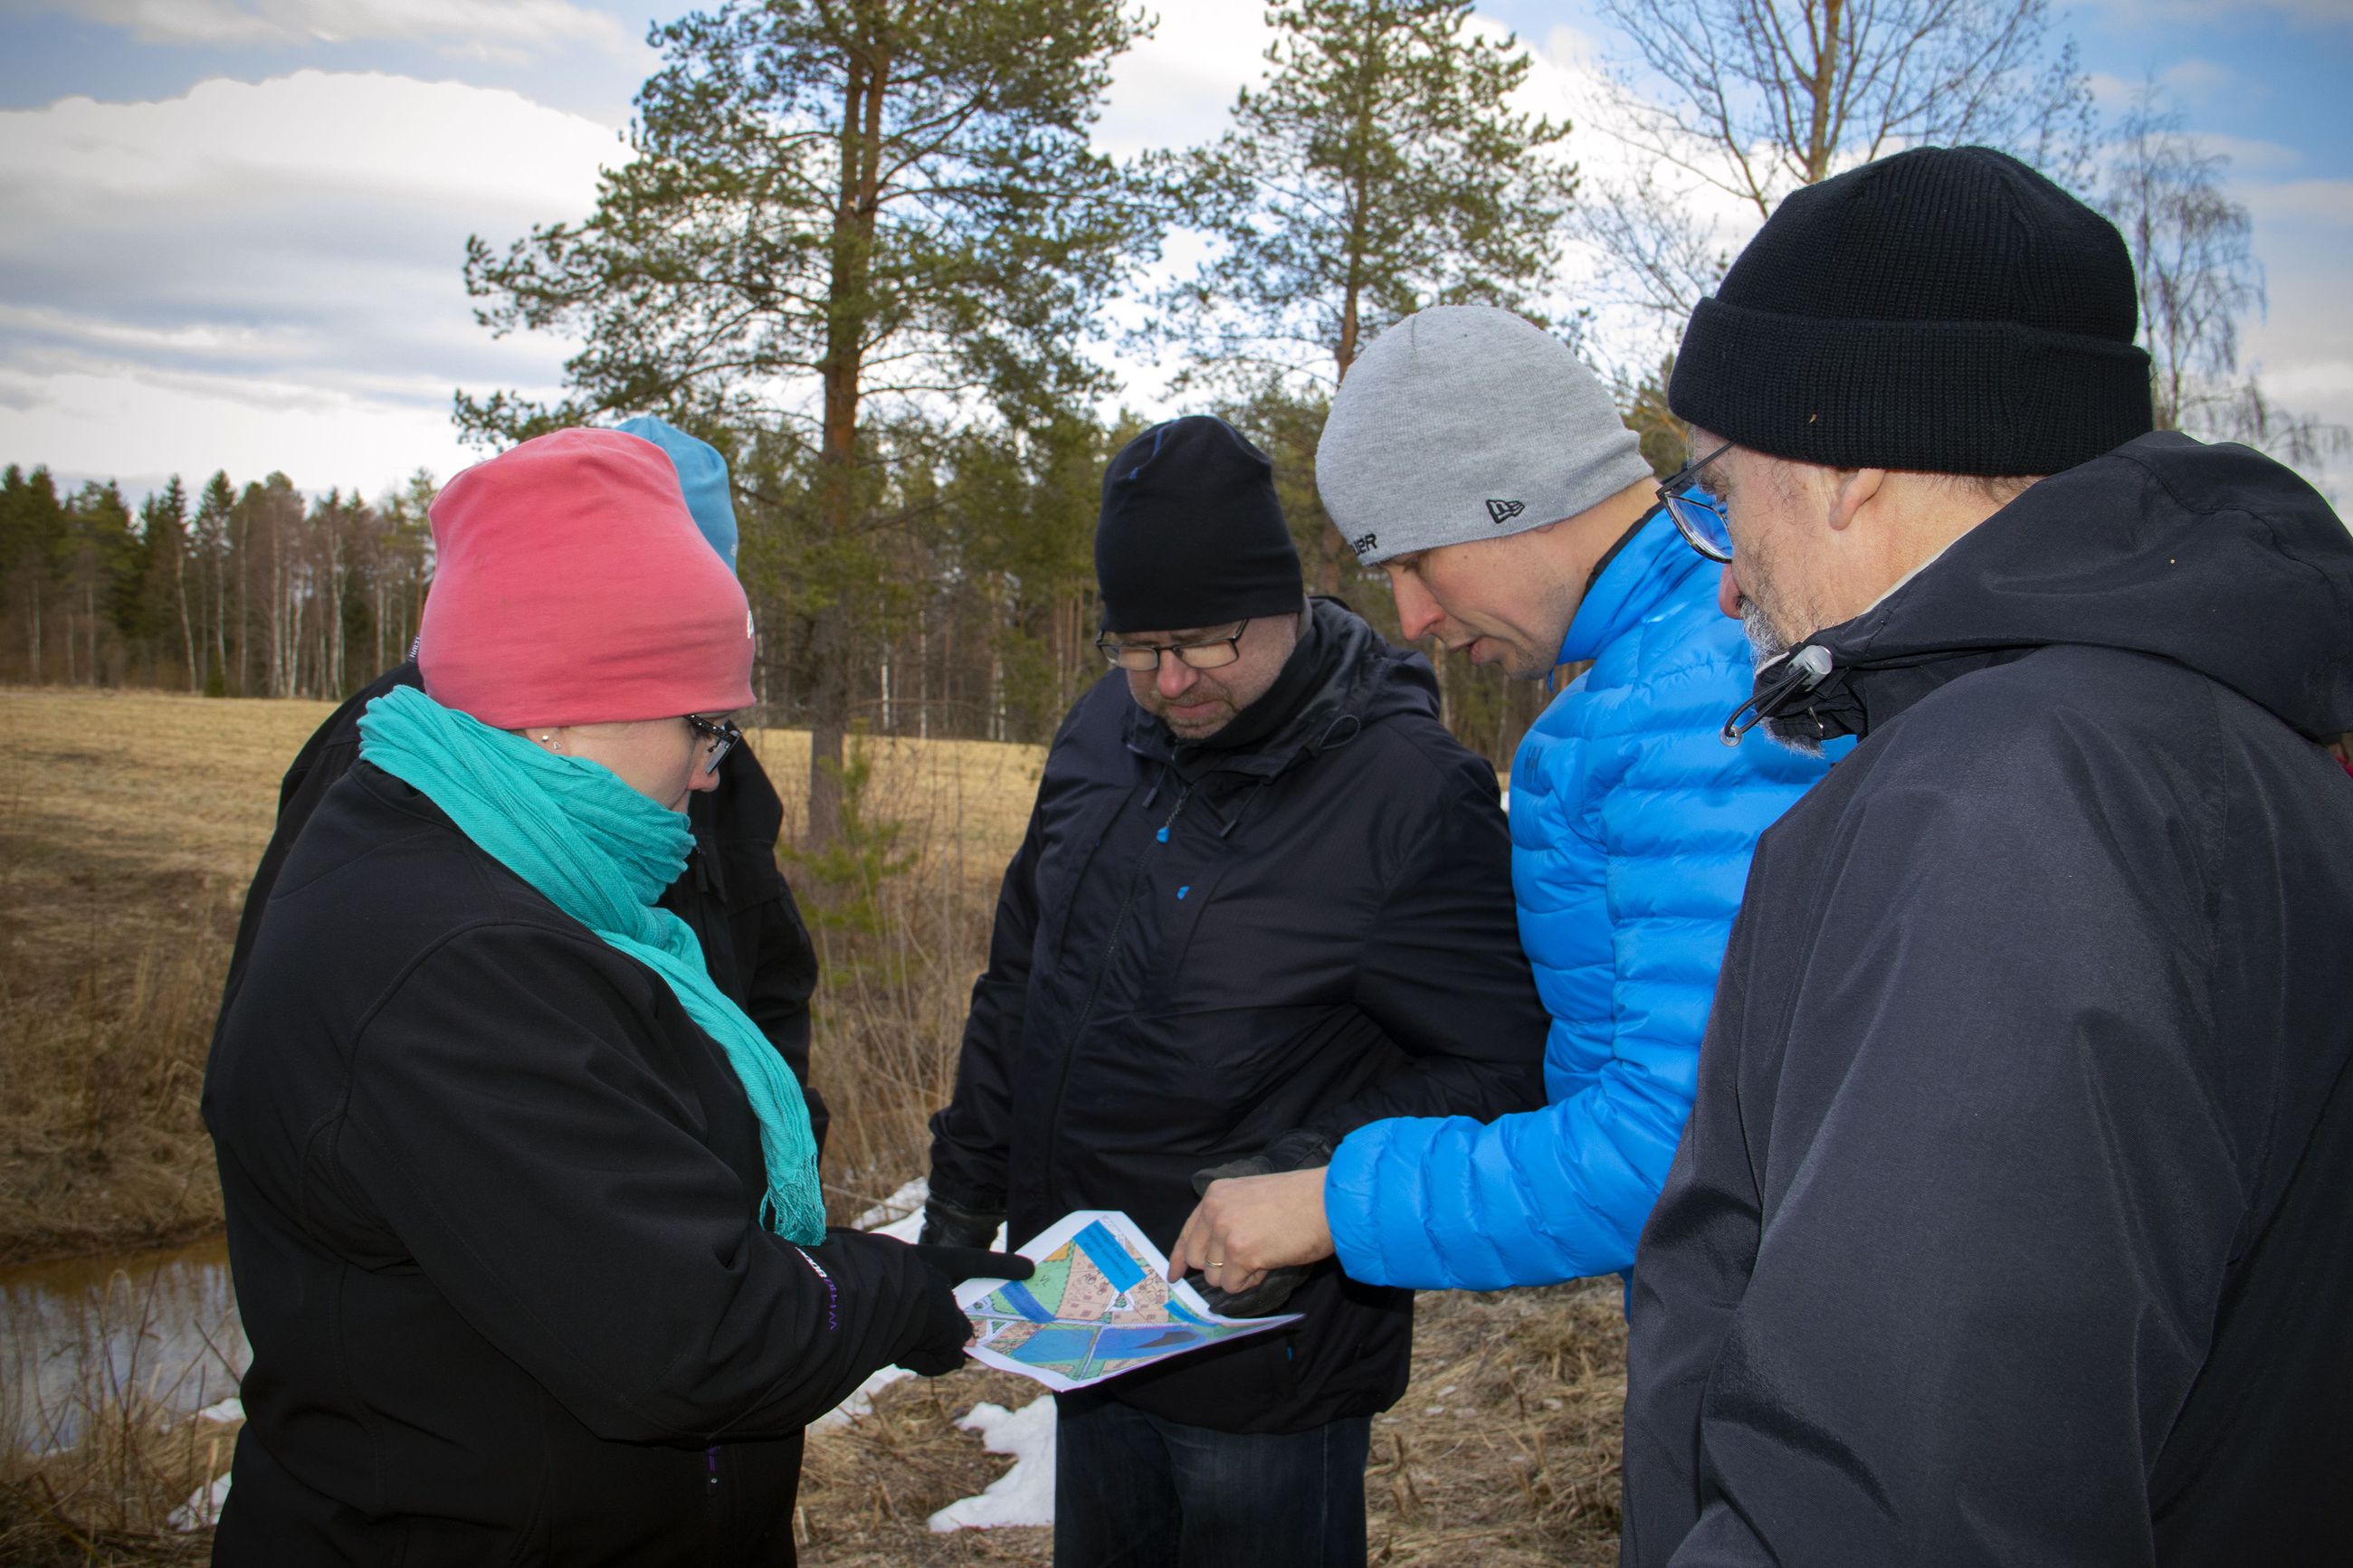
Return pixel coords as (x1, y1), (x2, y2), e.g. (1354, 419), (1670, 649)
(1828, 468), (1888, 533)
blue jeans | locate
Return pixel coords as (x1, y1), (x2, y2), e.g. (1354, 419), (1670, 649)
(1053, 1398), (1372, 1568)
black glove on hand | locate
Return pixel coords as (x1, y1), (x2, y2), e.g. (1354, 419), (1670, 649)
(919, 1193), (1005, 1250)
(897, 1241), (1032, 1378)
(1189, 1128), (1338, 1193)
(899, 1271), (976, 1378)
(1186, 1129), (1336, 1318)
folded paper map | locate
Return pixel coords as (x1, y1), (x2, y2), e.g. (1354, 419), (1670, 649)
(956, 1210), (1301, 1392)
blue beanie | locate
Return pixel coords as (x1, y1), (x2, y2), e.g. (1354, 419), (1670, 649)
(615, 415), (738, 573)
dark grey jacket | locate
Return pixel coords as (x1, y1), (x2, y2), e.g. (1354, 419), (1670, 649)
(1623, 433), (2353, 1565)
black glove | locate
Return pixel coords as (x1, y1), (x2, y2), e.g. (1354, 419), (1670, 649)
(894, 1241), (1033, 1378)
(919, 1192), (1005, 1250)
(1186, 1129), (1336, 1318)
(1189, 1127), (1337, 1193)
(899, 1271), (977, 1377)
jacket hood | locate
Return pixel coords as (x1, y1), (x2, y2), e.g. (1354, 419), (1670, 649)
(1747, 432), (2353, 746)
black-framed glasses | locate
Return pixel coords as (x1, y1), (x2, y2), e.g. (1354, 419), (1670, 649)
(1095, 622), (1248, 673)
(1660, 440), (1735, 563)
(686, 713), (742, 776)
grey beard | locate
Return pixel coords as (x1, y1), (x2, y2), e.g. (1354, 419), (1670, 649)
(1742, 603), (1827, 755)
(1741, 599), (1789, 661)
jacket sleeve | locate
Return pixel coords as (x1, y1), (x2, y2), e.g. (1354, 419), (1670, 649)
(1327, 629), (1824, 1289)
(1301, 760), (1548, 1138)
(337, 924), (945, 1444)
(924, 788), (1049, 1216)
(1623, 717), (2240, 1566)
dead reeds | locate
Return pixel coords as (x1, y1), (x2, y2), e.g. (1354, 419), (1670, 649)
(0, 1251), (245, 1564)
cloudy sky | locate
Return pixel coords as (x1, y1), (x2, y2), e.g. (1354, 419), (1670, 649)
(2, 0), (2348, 504)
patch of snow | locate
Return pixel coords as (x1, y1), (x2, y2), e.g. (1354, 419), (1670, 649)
(169, 1470), (232, 1532)
(197, 1397), (243, 1423)
(927, 1396), (1056, 1532)
(852, 1176), (930, 1239)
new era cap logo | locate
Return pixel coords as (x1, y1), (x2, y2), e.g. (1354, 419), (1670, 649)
(1486, 499), (1525, 525)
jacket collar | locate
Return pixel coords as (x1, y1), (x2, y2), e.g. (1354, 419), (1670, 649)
(1728, 432), (2353, 749)
(1122, 598), (1430, 783)
(1556, 504), (1706, 666)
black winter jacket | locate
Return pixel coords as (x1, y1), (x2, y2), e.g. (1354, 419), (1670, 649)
(205, 763), (942, 1564)
(928, 600), (1549, 1433)
(221, 660), (827, 1148)
(1623, 433), (2353, 1565)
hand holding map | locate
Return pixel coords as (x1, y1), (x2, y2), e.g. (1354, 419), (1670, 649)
(956, 1211), (1302, 1392)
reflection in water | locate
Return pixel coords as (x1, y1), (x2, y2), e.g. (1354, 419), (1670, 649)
(0, 1236), (246, 1451)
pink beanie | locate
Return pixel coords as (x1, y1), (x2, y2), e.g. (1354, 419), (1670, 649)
(418, 428), (755, 728)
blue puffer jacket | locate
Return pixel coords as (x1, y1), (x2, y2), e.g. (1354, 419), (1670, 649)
(1326, 508), (1834, 1288)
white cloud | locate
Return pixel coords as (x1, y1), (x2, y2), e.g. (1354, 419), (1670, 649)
(0, 71), (619, 493)
(1094, 0), (1271, 160)
(2080, 0), (2353, 24)
(2240, 176), (2353, 226)
(13, 0), (637, 58)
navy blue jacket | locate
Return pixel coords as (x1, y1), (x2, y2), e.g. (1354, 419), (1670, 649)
(1623, 434), (2353, 1565)
(928, 600), (1548, 1432)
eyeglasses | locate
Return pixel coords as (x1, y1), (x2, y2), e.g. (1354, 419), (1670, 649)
(1659, 440), (1735, 563)
(1095, 622), (1248, 673)
(685, 713), (742, 776)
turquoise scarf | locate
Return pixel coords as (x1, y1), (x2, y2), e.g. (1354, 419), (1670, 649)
(357, 684), (825, 1244)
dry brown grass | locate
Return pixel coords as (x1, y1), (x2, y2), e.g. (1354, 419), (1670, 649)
(795, 1281), (1627, 1566)
(0, 689), (1049, 1257)
(0, 689), (335, 1264)
(0, 687), (1633, 1565)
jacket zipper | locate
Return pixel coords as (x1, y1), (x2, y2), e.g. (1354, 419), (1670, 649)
(703, 1444), (721, 1564)
(1038, 778), (1196, 1207)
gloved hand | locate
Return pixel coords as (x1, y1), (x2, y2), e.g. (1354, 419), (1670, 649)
(919, 1192), (1005, 1251)
(1191, 1129), (1336, 1193)
(895, 1240), (1033, 1377)
(899, 1273), (978, 1377)
(1186, 1129), (1336, 1317)
(1194, 1272), (1308, 1318)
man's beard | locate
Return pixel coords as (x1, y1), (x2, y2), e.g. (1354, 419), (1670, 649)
(1737, 562), (1824, 754)
(1740, 598), (1788, 662)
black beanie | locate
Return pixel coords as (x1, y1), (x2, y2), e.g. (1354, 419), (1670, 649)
(1095, 415), (1304, 633)
(1670, 145), (2153, 476)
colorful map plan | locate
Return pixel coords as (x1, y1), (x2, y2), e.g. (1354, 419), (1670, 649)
(956, 1210), (1300, 1392)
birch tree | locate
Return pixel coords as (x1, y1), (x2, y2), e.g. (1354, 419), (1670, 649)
(1577, 0), (2095, 348)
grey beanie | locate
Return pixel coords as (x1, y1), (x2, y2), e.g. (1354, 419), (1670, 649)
(1317, 306), (1653, 565)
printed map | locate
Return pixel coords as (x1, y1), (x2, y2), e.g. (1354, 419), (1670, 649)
(956, 1210), (1300, 1392)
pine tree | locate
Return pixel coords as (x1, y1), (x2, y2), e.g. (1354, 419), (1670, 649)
(138, 476), (195, 688)
(460, 0), (1160, 840)
(1155, 0), (1577, 389)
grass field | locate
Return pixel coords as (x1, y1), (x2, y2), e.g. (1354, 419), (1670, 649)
(0, 685), (1625, 1564)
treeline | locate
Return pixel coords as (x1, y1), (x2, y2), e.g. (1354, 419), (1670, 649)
(13, 0), (2339, 821)
(0, 466), (431, 699)
(0, 395), (1561, 766)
